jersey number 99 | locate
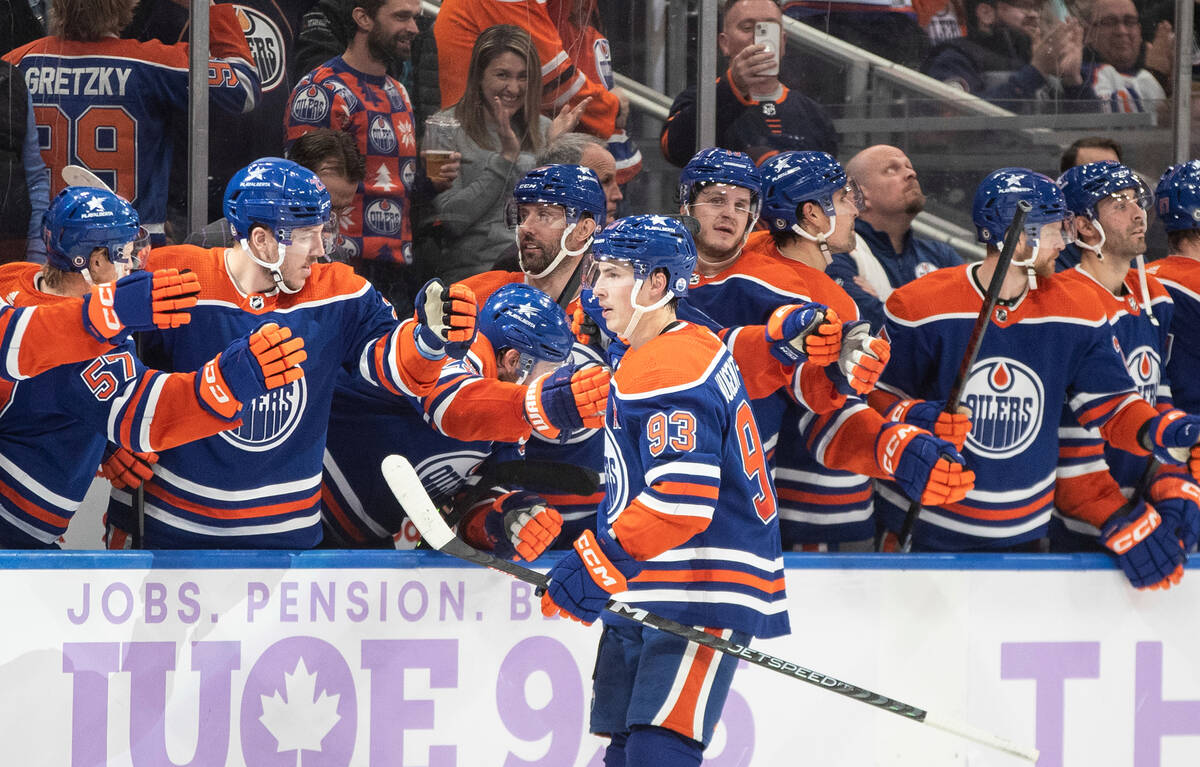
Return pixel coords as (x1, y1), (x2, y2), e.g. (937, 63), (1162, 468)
(35, 105), (137, 201)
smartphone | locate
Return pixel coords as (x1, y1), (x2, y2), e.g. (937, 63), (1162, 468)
(754, 21), (781, 77)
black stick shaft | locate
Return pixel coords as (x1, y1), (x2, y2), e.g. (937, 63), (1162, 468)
(894, 200), (1032, 552)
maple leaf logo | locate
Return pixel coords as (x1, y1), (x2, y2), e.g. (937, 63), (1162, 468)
(259, 658), (342, 764)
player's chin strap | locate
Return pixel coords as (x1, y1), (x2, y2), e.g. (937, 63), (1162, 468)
(519, 223), (593, 280)
(790, 217), (837, 263)
(1009, 231), (1040, 292)
(618, 278), (674, 341)
(241, 237), (302, 295)
(1135, 253), (1159, 326)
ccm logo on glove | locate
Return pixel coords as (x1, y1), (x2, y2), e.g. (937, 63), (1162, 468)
(880, 424), (917, 475)
(577, 532), (627, 590)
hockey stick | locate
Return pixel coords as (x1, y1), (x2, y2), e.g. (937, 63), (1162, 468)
(381, 454), (1039, 763)
(893, 200), (1032, 553)
(63, 166), (146, 549)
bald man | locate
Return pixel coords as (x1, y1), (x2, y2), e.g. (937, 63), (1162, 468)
(826, 145), (963, 330)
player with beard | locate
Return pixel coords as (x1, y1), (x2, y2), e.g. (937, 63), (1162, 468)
(1150, 161), (1200, 416)
(285, 0), (423, 312)
(828, 145), (964, 330)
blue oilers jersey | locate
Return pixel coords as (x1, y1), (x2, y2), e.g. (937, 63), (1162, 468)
(878, 263), (1144, 550)
(603, 322), (788, 639)
(3, 5), (260, 235)
(1148, 256), (1200, 413)
(106, 246), (438, 549)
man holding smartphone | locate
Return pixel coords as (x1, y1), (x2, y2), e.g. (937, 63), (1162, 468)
(660, 0), (837, 167)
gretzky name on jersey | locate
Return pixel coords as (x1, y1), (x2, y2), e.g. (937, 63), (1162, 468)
(23, 66), (132, 97)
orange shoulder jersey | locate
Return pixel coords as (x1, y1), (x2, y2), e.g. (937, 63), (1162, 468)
(876, 263), (1158, 550)
(0, 264), (240, 547)
(105, 246), (446, 549)
(0, 285), (123, 381)
(433, 0), (621, 139)
(1147, 255), (1200, 413)
(284, 57), (417, 263)
(3, 4), (259, 236)
(604, 322), (788, 638)
(1052, 266), (1177, 546)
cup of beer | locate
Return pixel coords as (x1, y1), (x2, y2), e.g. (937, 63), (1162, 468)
(423, 114), (459, 179)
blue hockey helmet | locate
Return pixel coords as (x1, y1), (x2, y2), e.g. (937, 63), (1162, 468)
(678, 147), (763, 216)
(587, 215), (698, 300)
(759, 150), (862, 234)
(972, 168), (1072, 246)
(509, 164), (607, 229)
(1058, 161), (1151, 220)
(478, 283), (574, 365)
(223, 157), (332, 244)
(43, 186), (148, 273)
(1155, 160), (1200, 232)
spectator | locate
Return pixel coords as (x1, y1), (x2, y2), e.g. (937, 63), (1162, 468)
(921, 0), (1098, 111)
(916, 0), (968, 44)
(434, 0), (634, 169)
(829, 145), (963, 331)
(285, 0), (423, 312)
(1059, 134), (1123, 172)
(3, 0), (261, 244)
(430, 25), (578, 283)
(0, 59), (46, 264)
(1081, 0), (1171, 113)
(660, 0), (837, 167)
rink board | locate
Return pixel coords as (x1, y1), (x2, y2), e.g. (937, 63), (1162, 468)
(0, 551), (1196, 767)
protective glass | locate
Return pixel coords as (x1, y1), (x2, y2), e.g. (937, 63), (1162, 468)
(515, 354), (568, 385)
(1027, 217), (1075, 250)
(688, 183), (760, 219)
(1102, 180), (1153, 215)
(321, 218), (340, 262)
(506, 200), (568, 230)
(112, 227), (152, 270)
(581, 253), (637, 292)
(841, 178), (866, 212)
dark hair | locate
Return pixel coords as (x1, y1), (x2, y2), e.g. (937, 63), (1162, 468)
(353, 0), (389, 24)
(288, 128), (366, 183)
(50, 0), (137, 40)
(453, 25), (543, 154)
(1059, 136), (1124, 173)
(1168, 229), (1200, 251)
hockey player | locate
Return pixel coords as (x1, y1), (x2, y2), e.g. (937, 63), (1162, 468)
(540, 215), (787, 767)
(322, 282), (607, 556)
(1050, 161), (1200, 572)
(1149, 160), (1200, 414)
(4, 0), (260, 241)
(690, 149), (974, 550)
(0, 186), (305, 548)
(104, 158), (476, 549)
(875, 168), (1200, 570)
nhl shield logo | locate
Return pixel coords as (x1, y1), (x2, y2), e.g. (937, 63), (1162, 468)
(962, 357), (1045, 459)
(235, 6), (286, 92)
(249, 294), (265, 310)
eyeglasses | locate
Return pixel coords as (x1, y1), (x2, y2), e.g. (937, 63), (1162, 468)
(1093, 15), (1140, 29)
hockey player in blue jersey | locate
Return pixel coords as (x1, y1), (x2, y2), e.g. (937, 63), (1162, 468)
(322, 282), (608, 556)
(1149, 161), (1200, 416)
(540, 215), (787, 767)
(1051, 161), (1200, 568)
(104, 157), (477, 549)
(876, 168), (1200, 582)
(0, 186), (305, 548)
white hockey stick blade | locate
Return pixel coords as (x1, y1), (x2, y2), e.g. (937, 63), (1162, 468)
(62, 165), (113, 192)
(383, 452), (1039, 763)
(381, 455), (455, 550)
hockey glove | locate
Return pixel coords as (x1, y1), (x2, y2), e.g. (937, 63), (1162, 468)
(98, 444), (157, 490)
(1101, 502), (1186, 590)
(196, 322), (307, 420)
(1149, 474), (1200, 552)
(571, 301), (601, 347)
(415, 278), (477, 360)
(1140, 408), (1200, 480)
(541, 529), (642, 625)
(829, 320), (890, 395)
(525, 363), (610, 441)
(887, 398), (973, 452)
(765, 303), (842, 366)
(877, 422), (975, 506)
(484, 491), (564, 561)
(82, 268), (201, 342)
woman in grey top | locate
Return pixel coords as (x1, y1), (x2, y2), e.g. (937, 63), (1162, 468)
(430, 24), (586, 282)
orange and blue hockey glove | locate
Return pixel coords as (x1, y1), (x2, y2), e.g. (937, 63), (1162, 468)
(1101, 501), (1186, 590)
(98, 444), (158, 490)
(484, 491), (563, 561)
(541, 529), (642, 625)
(765, 303), (842, 367)
(525, 363), (610, 441)
(83, 268), (201, 342)
(1149, 473), (1200, 552)
(877, 422), (975, 506)
(196, 322), (306, 420)
(887, 398), (973, 452)
(830, 320), (890, 395)
(1141, 409), (1200, 481)
(415, 278), (477, 360)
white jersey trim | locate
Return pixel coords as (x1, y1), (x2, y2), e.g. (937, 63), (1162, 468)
(145, 502), (321, 536)
(652, 545), (783, 573)
(323, 450), (390, 538)
(154, 464), (322, 502)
